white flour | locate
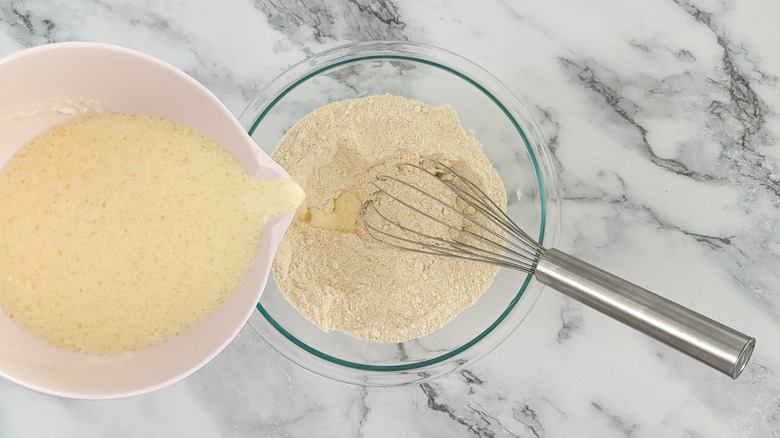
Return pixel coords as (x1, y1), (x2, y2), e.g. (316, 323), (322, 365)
(271, 94), (505, 343)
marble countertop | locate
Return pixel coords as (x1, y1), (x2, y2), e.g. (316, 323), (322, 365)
(1, 0), (779, 436)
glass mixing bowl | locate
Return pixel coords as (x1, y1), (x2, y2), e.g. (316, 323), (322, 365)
(238, 41), (561, 385)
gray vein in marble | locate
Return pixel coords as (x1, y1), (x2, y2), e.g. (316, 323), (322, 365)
(530, 105), (631, 208)
(769, 398), (780, 434)
(356, 386), (371, 436)
(415, 369), (555, 438)
(0, 1), (268, 115)
(347, 0), (403, 29)
(559, 57), (717, 183)
(562, 171), (628, 205)
(674, 48), (696, 60)
(254, 0), (406, 53)
(531, 105), (564, 175)
(538, 28), (778, 319)
(467, 402), (521, 438)
(627, 40), (651, 53)
(1, 1), (55, 46)
(461, 369), (484, 390)
(557, 185), (779, 325)
(634, 201), (780, 314)
(512, 403), (544, 438)
(560, 10), (780, 208)
(626, 35), (699, 63)
(559, 171), (746, 264)
(556, 301), (583, 344)
(675, 1), (780, 198)
(591, 401), (641, 437)
(420, 381), (499, 437)
(396, 342), (410, 361)
(108, 4), (178, 38)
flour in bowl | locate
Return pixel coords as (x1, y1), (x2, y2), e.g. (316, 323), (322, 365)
(272, 94), (505, 343)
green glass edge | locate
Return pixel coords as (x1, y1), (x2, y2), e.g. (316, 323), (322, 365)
(248, 54), (548, 372)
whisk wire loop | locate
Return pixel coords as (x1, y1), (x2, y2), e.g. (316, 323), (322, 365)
(369, 175), (515, 256)
(360, 160), (544, 273)
(362, 202), (537, 271)
(414, 161), (541, 257)
(426, 160), (536, 244)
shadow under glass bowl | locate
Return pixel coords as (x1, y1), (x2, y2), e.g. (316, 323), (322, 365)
(238, 41), (561, 385)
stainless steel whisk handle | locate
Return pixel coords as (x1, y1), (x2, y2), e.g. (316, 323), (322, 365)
(534, 248), (756, 379)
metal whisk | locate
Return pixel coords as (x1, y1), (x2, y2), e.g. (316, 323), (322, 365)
(361, 160), (756, 379)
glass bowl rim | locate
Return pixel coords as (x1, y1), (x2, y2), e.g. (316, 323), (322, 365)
(238, 40), (561, 381)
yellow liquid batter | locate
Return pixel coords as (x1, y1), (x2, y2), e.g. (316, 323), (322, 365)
(0, 113), (304, 354)
(299, 191), (362, 233)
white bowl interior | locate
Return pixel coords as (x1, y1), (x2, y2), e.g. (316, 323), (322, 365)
(0, 43), (292, 398)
